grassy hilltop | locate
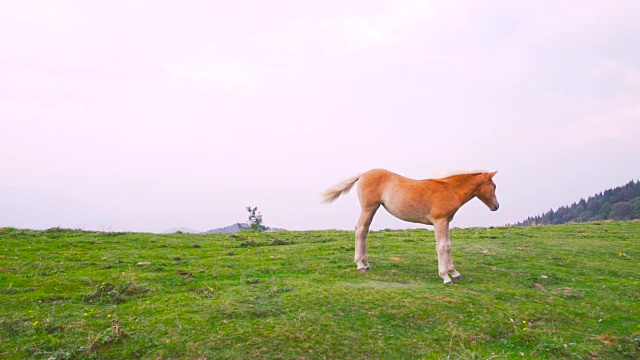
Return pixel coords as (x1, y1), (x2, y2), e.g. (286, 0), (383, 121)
(1, 223), (639, 359)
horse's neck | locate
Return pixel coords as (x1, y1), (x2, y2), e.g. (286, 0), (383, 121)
(446, 174), (485, 204)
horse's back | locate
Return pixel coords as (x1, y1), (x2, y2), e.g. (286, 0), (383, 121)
(357, 169), (414, 203)
(359, 169), (405, 186)
(357, 169), (435, 223)
(360, 168), (418, 184)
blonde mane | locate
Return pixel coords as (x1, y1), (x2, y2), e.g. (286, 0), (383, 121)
(431, 169), (491, 180)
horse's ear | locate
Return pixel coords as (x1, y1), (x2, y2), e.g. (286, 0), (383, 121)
(488, 170), (498, 178)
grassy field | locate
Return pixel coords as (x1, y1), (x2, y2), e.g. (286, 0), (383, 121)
(1, 222), (639, 359)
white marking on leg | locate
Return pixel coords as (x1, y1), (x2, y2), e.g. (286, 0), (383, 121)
(354, 225), (369, 271)
(434, 221), (453, 284)
(445, 233), (461, 279)
(354, 205), (378, 271)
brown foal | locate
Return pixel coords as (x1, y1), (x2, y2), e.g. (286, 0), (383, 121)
(322, 169), (499, 284)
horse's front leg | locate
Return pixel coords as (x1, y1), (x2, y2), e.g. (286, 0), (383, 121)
(434, 220), (454, 284)
(354, 205), (379, 272)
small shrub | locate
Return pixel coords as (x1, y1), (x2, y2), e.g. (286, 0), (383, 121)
(0, 285), (35, 295)
(83, 282), (149, 305)
(0, 319), (25, 337)
(246, 206), (266, 232)
(236, 240), (260, 248)
(194, 287), (216, 298)
(270, 286), (292, 294)
(234, 238), (294, 248)
(270, 238), (293, 246)
(228, 234), (247, 240)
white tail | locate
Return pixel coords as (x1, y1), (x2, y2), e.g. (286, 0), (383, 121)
(321, 174), (361, 204)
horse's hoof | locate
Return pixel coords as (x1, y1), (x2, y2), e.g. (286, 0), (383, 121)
(444, 280), (454, 285)
(452, 274), (462, 280)
(358, 268), (368, 273)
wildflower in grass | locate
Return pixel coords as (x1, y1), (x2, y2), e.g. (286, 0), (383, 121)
(523, 327), (528, 331)
(32, 321), (39, 326)
(84, 313), (88, 316)
(108, 314), (112, 318)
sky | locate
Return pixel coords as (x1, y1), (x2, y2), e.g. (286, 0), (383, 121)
(1, 0), (639, 233)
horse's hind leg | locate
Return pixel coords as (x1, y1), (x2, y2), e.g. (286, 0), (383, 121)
(354, 204), (379, 272)
(446, 235), (462, 279)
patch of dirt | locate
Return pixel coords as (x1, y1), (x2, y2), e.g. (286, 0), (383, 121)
(534, 283), (546, 291)
(550, 286), (585, 299)
(176, 269), (194, 279)
(440, 297), (459, 302)
(469, 334), (490, 345)
(390, 256), (403, 261)
(40, 297), (65, 304)
(553, 287), (574, 294)
(597, 335), (616, 345)
(344, 281), (415, 288)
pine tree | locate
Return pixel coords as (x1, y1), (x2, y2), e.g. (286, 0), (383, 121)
(515, 179), (640, 226)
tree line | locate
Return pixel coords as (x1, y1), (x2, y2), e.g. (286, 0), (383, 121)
(516, 180), (640, 226)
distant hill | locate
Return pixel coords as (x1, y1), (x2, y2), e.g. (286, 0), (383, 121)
(161, 227), (201, 234)
(201, 223), (286, 234)
(516, 180), (640, 226)
(202, 223), (248, 234)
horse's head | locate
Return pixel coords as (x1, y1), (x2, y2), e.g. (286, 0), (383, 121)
(477, 171), (499, 211)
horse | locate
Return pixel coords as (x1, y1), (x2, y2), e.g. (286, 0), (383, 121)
(322, 169), (499, 284)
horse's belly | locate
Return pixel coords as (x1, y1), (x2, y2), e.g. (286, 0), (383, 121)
(381, 203), (431, 225)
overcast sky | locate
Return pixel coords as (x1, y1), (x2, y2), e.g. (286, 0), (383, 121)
(1, 1), (639, 233)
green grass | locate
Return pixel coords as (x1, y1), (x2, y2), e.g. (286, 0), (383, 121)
(1, 222), (639, 359)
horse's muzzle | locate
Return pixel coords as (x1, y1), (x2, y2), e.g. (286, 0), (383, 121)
(491, 202), (500, 211)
